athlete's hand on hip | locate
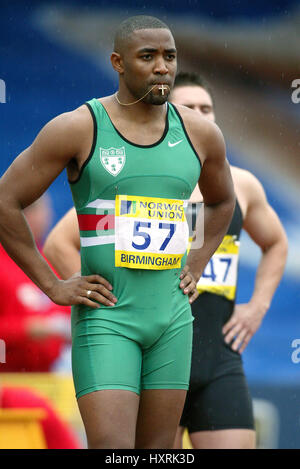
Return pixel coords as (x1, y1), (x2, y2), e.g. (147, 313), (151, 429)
(222, 302), (265, 353)
(179, 265), (199, 304)
(49, 274), (118, 308)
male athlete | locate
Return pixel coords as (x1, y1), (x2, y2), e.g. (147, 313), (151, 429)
(0, 17), (235, 448)
(45, 72), (288, 449)
(172, 73), (288, 448)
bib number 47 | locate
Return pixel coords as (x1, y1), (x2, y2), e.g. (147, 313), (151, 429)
(202, 257), (232, 283)
(132, 221), (176, 251)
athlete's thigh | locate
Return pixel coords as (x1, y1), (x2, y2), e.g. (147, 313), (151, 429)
(186, 372), (254, 434)
(135, 388), (187, 449)
(184, 374), (256, 448)
(78, 389), (140, 449)
(135, 309), (192, 448)
(190, 428), (256, 449)
(141, 310), (193, 391)
(72, 318), (142, 397)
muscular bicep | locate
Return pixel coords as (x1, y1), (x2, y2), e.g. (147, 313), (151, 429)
(0, 112), (81, 209)
(198, 124), (234, 205)
(243, 176), (286, 250)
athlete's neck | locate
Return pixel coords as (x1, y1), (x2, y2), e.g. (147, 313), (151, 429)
(103, 95), (168, 124)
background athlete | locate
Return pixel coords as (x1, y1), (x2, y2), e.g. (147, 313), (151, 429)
(0, 18), (235, 448)
(44, 71), (288, 449)
(172, 72), (288, 449)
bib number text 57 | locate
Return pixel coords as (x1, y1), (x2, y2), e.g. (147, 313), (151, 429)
(132, 222), (176, 251)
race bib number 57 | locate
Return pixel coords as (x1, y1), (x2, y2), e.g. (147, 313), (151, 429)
(115, 195), (189, 270)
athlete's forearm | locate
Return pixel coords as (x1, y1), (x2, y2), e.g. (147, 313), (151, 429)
(187, 197), (235, 281)
(0, 202), (59, 297)
(249, 238), (288, 314)
(43, 206), (81, 279)
(43, 237), (81, 280)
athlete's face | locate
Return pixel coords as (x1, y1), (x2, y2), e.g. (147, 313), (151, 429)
(171, 85), (215, 122)
(117, 28), (177, 105)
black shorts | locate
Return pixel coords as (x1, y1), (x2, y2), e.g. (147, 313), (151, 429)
(180, 293), (254, 432)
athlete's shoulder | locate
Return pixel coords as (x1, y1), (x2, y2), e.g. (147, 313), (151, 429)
(63, 94), (112, 124)
(98, 95), (114, 106)
(173, 103), (220, 137)
(230, 166), (267, 206)
(231, 166), (264, 190)
(172, 104), (225, 163)
(43, 102), (92, 137)
(30, 103), (95, 164)
(68, 102), (94, 128)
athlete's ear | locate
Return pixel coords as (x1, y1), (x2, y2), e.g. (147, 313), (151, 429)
(111, 53), (124, 74)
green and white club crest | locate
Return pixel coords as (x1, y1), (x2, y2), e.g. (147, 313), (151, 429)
(100, 147), (126, 176)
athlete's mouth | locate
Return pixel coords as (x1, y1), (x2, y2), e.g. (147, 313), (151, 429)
(150, 83), (170, 95)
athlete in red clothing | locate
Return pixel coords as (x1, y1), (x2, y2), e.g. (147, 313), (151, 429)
(0, 196), (71, 372)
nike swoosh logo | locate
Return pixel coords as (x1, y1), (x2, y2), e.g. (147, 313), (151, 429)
(168, 139), (183, 147)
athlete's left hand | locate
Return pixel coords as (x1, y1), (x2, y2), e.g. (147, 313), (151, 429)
(222, 303), (266, 353)
(179, 265), (199, 304)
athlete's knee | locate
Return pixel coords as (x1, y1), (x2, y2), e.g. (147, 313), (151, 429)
(136, 431), (177, 449)
(88, 434), (135, 449)
(242, 430), (256, 449)
(173, 426), (184, 449)
(86, 425), (135, 449)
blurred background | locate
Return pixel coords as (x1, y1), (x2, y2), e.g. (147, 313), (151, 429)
(0, 0), (299, 449)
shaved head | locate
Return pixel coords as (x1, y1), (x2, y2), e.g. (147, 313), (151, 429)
(114, 15), (171, 54)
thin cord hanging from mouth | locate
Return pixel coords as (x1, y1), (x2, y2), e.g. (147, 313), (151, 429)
(115, 84), (169, 106)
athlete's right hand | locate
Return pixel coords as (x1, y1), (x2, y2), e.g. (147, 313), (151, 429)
(48, 274), (118, 308)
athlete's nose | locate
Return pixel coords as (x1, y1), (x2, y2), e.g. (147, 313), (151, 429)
(153, 57), (168, 75)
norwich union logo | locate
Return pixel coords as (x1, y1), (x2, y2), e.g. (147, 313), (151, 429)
(100, 147), (126, 177)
